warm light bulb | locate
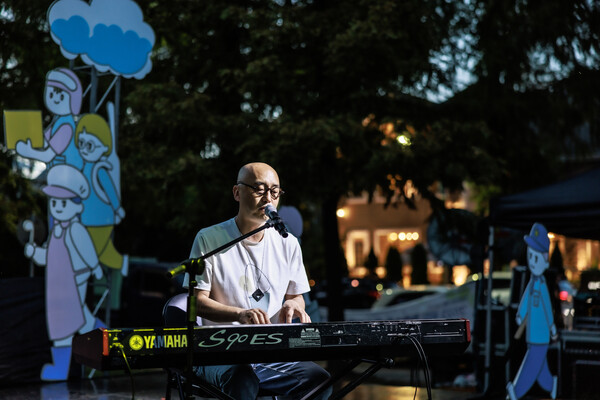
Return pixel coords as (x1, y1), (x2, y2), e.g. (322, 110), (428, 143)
(397, 135), (410, 145)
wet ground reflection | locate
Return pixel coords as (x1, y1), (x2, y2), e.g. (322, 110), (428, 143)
(0, 369), (478, 400)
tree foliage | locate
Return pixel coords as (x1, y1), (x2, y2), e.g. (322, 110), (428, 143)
(116, 0), (477, 268)
(0, 1), (599, 301)
(0, 149), (44, 278)
(363, 248), (378, 277)
(550, 245), (565, 278)
(384, 246), (403, 283)
(410, 243), (429, 285)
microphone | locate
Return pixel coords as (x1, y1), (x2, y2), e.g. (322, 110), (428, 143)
(264, 204), (289, 238)
(166, 258), (205, 278)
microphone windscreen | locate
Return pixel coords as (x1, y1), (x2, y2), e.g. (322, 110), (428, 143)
(265, 204), (278, 218)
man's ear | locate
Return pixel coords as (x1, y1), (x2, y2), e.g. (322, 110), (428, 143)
(233, 185), (240, 201)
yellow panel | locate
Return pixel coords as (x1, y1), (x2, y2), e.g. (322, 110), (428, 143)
(3, 110), (43, 149)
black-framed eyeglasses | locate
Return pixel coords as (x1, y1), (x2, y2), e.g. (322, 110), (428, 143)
(78, 139), (102, 152)
(237, 181), (284, 199)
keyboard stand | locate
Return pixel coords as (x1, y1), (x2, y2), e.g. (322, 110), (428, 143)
(165, 358), (396, 400)
(303, 358), (395, 400)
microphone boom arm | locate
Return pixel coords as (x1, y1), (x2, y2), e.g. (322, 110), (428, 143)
(167, 219), (276, 277)
(166, 219), (275, 399)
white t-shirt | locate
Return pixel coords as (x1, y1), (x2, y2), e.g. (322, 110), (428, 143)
(183, 218), (310, 325)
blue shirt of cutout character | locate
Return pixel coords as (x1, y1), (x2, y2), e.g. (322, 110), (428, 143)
(507, 223), (557, 400)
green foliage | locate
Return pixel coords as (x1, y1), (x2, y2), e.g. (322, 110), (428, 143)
(0, 148), (44, 278)
(0, 0), (67, 113)
(456, 0), (600, 193)
(115, 0), (475, 262)
(1, 0), (599, 282)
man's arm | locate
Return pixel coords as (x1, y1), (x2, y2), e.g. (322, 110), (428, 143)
(195, 289), (271, 324)
(279, 293), (311, 324)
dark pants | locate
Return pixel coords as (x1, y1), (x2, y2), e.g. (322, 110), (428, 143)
(194, 361), (331, 400)
(513, 343), (553, 397)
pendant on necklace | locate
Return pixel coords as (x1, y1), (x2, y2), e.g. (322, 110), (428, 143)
(252, 289), (264, 302)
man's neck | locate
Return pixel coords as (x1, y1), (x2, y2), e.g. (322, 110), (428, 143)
(235, 215), (265, 243)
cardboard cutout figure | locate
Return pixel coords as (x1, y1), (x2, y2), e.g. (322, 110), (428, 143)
(23, 165), (104, 381)
(506, 222), (558, 400)
(3, 0), (155, 382)
(15, 68), (83, 170)
(75, 111), (127, 275)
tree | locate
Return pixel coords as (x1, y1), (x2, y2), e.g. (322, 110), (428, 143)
(439, 0), (600, 194)
(550, 245), (565, 279)
(410, 243), (429, 285)
(363, 248), (378, 278)
(384, 246), (403, 283)
(0, 0), (65, 112)
(0, 149), (44, 278)
(1, 0), (598, 315)
(118, 0), (477, 320)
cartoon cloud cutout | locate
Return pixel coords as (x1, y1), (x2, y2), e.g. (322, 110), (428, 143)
(48, 0), (155, 79)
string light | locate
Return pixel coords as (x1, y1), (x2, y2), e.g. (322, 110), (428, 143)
(388, 232), (420, 241)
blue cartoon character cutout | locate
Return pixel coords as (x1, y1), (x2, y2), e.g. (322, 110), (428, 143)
(76, 111), (128, 276)
(506, 223), (558, 400)
(15, 67), (84, 170)
(23, 164), (103, 381)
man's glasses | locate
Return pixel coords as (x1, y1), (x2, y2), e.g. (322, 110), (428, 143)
(237, 181), (284, 199)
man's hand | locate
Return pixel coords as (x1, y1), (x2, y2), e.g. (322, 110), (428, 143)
(238, 308), (270, 324)
(278, 299), (311, 324)
(196, 290), (269, 324)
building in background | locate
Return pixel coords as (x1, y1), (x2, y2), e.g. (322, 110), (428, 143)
(336, 183), (476, 286)
(337, 183), (599, 287)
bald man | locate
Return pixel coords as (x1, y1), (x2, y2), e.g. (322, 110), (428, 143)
(184, 162), (331, 400)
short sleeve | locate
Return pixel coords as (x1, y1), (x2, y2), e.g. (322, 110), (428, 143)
(285, 237), (310, 295)
(182, 231), (212, 290)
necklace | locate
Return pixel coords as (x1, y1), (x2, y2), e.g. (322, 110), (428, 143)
(241, 237), (270, 303)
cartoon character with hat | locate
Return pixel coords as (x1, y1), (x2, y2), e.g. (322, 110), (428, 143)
(15, 67), (83, 170)
(23, 164), (103, 381)
(506, 222), (558, 400)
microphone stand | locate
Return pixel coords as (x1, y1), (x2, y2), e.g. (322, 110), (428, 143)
(168, 219), (276, 399)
